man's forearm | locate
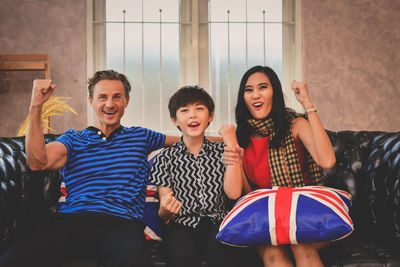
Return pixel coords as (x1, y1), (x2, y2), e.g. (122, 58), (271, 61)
(26, 106), (47, 170)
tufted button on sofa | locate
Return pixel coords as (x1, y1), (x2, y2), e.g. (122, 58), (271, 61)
(1, 131), (400, 266)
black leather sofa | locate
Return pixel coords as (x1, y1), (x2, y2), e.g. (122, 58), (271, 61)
(1, 131), (400, 266)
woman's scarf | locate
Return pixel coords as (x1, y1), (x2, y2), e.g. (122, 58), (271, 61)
(247, 110), (322, 187)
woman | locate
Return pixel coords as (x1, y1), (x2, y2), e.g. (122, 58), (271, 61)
(220, 65), (336, 267)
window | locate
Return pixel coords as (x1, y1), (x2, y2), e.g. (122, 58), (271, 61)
(88, 0), (301, 135)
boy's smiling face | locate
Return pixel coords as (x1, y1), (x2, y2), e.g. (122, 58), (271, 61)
(172, 102), (214, 139)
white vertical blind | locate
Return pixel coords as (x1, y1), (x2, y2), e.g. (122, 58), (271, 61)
(92, 0), (297, 135)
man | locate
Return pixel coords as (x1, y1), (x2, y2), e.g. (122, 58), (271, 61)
(0, 70), (178, 267)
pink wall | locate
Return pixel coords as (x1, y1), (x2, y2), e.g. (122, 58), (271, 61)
(1, 0), (399, 136)
(0, 0), (87, 137)
(302, 0), (400, 131)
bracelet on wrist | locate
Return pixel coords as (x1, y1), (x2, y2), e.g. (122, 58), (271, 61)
(305, 106), (317, 114)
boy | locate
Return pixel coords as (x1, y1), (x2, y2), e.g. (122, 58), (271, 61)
(149, 86), (248, 267)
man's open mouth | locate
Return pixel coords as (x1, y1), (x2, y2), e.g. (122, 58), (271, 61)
(103, 110), (117, 115)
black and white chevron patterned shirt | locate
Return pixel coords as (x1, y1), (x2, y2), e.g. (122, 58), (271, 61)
(149, 138), (229, 228)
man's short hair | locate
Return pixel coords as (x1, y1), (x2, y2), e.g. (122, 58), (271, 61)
(168, 85), (215, 119)
(88, 70), (131, 99)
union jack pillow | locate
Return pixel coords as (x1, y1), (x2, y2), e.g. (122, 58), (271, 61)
(143, 183), (162, 241)
(217, 186), (353, 246)
(143, 150), (163, 241)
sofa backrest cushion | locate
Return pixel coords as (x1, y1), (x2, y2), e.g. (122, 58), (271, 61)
(324, 131), (400, 246)
(1, 130), (400, 251)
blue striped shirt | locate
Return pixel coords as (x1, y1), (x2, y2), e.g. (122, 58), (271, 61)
(55, 126), (165, 220)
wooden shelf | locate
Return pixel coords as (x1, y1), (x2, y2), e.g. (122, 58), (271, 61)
(0, 54), (50, 79)
(0, 54), (51, 133)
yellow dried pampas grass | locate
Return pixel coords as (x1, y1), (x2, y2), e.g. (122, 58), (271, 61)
(18, 96), (78, 136)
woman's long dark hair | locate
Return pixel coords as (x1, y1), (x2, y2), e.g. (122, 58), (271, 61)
(235, 65), (291, 148)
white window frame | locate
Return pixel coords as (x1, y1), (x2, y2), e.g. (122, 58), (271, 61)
(86, 0), (303, 132)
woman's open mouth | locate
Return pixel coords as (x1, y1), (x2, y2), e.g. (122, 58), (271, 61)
(253, 102), (264, 110)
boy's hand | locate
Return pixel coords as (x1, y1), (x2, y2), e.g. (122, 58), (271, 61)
(158, 191), (182, 219)
(222, 145), (244, 166)
(219, 124), (238, 147)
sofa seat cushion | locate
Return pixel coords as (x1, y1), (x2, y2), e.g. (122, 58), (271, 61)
(321, 238), (400, 267)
